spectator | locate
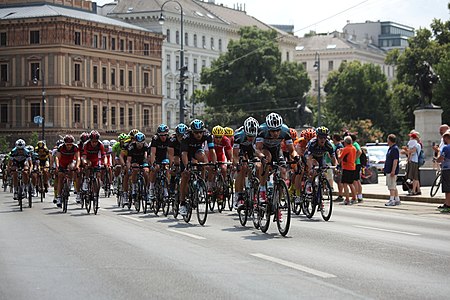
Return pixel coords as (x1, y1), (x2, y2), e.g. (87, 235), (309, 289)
(433, 124), (449, 161)
(384, 134), (400, 206)
(339, 136), (357, 205)
(350, 133), (363, 202)
(403, 132), (422, 195)
(436, 130), (450, 212)
(332, 134), (344, 201)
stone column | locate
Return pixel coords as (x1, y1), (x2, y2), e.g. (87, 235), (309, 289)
(414, 108), (443, 167)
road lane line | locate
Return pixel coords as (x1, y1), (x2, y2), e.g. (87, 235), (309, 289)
(353, 225), (420, 236)
(250, 253), (336, 278)
(167, 229), (206, 240)
(121, 215), (144, 222)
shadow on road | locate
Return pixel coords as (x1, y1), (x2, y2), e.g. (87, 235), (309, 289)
(221, 225), (252, 232)
(242, 232), (284, 240)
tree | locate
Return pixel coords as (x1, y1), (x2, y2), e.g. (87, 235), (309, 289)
(0, 136), (9, 153)
(29, 132), (39, 147)
(323, 61), (392, 137)
(197, 26), (311, 127)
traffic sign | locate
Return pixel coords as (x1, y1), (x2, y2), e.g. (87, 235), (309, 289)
(33, 116), (43, 125)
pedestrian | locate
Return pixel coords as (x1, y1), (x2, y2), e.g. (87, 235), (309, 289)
(384, 134), (400, 206)
(332, 134), (344, 201)
(339, 136), (357, 205)
(403, 131), (422, 195)
(433, 124), (449, 164)
(436, 129), (450, 212)
(350, 133), (363, 202)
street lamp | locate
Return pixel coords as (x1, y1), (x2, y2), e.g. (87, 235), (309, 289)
(313, 52), (321, 127)
(159, 0), (187, 124)
(33, 65), (46, 141)
(190, 73), (199, 120)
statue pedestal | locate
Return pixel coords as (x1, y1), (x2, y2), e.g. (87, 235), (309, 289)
(414, 108), (443, 167)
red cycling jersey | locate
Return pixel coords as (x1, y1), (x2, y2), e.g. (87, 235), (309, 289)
(214, 136), (232, 162)
(83, 141), (106, 167)
(57, 144), (79, 168)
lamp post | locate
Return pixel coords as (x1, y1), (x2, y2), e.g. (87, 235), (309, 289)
(191, 73), (199, 120)
(159, 0), (186, 124)
(313, 52), (321, 127)
(33, 65), (46, 141)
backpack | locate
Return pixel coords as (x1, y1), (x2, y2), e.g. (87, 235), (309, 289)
(359, 150), (368, 166)
(418, 148), (425, 167)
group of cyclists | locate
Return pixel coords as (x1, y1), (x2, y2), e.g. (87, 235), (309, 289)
(2, 111), (337, 223)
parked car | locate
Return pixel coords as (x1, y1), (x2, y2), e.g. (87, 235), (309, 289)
(364, 143), (389, 172)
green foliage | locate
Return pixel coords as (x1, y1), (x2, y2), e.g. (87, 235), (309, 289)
(341, 119), (384, 145)
(0, 136), (9, 153)
(29, 132), (39, 147)
(197, 26), (311, 127)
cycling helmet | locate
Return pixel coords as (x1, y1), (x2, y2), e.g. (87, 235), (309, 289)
(212, 125), (225, 137)
(289, 128), (298, 139)
(36, 140), (46, 148)
(118, 133), (128, 142)
(223, 127), (234, 137)
(80, 132), (89, 143)
(129, 129), (139, 138)
(64, 134), (75, 144)
(135, 132), (145, 142)
(56, 139), (64, 147)
(302, 128), (316, 141)
(26, 145), (34, 153)
(265, 112), (283, 130)
(102, 140), (110, 147)
(190, 119), (205, 131)
(110, 139), (117, 145)
(89, 130), (100, 140)
(15, 139), (26, 149)
(157, 124), (169, 134)
(175, 123), (188, 135)
(244, 117), (259, 137)
(315, 126), (329, 137)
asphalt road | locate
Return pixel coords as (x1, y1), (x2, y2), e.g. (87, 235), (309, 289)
(1, 190), (449, 300)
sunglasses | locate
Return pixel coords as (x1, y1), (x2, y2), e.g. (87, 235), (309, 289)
(193, 131), (203, 135)
(158, 134), (168, 137)
(318, 136), (327, 140)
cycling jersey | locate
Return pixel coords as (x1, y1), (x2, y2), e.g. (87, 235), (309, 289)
(35, 146), (50, 162)
(180, 130), (214, 160)
(168, 135), (181, 157)
(127, 142), (149, 165)
(83, 141), (106, 167)
(306, 137), (335, 166)
(57, 144), (79, 169)
(213, 136), (232, 162)
(10, 147), (30, 163)
(112, 142), (122, 158)
(256, 123), (292, 150)
(149, 135), (169, 162)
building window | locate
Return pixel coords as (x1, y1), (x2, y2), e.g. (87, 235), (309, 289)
(218, 39), (222, 52)
(111, 107), (116, 125)
(185, 32), (189, 46)
(176, 56), (180, 71)
(0, 104), (8, 123)
(193, 34), (197, 47)
(102, 36), (107, 49)
(111, 37), (116, 50)
(119, 69), (124, 86)
(166, 54), (171, 70)
(74, 104), (81, 123)
(128, 108), (133, 126)
(143, 72), (150, 88)
(128, 70), (133, 87)
(0, 64), (7, 82)
(202, 36), (206, 48)
(75, 32), (81, 45)
(185, 57), (189, 70)
(302, 62), (307, 70)
(102, 106), (107, 125)
(102, 67), (107, 84)
(128, 41), (133, 53)
(286, 51), (290, 62)
(143, 109), (149, 127)
(144, 43), (149, 56)
(210, 37), (214, 50)
(201, 59), (206, 70)
(166, 82), (171, 98)
(176, 31), (180, 44)
(120, 107), (124, 125)
(31, 63), (40, 80)
(93, 66), (98, 84)
(0, 32), (6, 47)
(111, 68), (116, 86)
(30, 30), (40, 44)
(193, 59), (198, 73)
(166, 29), (170, 43)
(30, 103), (40, 122)
(176, 83), (180, 100)
(119, 39), (124, 51)
(93, 35), (98, 48)
(328, 60), (334, 71)
(93, 105), (98, 124)
(74, 63), (81, 81)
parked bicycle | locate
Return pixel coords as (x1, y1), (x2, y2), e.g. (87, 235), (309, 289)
(430, 169), (441, 198)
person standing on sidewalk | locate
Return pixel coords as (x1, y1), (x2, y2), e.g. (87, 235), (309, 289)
(350, 133), (363, 202)
(332, 134), (344, 201)
(384, 134), (400, 206)
(339, 136), (357, 205)
(403, 132), (422, 195)
(436, 130), (450, 212)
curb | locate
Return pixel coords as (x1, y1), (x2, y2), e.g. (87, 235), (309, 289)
(333, 192), (444, 204)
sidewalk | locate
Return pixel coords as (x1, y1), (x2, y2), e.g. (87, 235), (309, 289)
(334, 175), (445, 204)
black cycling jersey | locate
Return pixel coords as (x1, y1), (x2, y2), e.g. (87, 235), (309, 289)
(149, 135), (169, 162)
(180, 130), (214, 160)
(306, 137), (335, 165)
(127, 142), (149, 164)
(168, 135), (181, 157)
(233, 127), (256, 158)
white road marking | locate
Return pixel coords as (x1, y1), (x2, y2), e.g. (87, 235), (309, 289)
(121, 215), (143, 222)
(353, 225), (420, 236)
(250, 253), (336, 278)
(167, 229), (206, 240)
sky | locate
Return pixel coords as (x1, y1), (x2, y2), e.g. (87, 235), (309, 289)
(96, 0), (449, 36)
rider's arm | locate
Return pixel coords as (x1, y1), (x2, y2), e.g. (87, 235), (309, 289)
(232, 147), (240, 165)
(181, 151), (189, 168)
(168, 147), (174, 166)
(149, 147), (156, 165)
(55, 152), (61, 169)
(255, 140), (265, 159)
(74, 151), (80, 169)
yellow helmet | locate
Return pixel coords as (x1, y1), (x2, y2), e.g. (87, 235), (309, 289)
(223, 127), (234, 137)
(212, 125), (225, 137)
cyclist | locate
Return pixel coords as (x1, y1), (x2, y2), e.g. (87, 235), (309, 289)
(233, 116), (259, 208)
(126, 132), (150, 202)
(179, 119), (217, 216)
(148, 124), (170, 201)
(54, 135), (80, 207)
(168, 123), (187, 194)
(209, 125), (232, 196)
(81, 130), (107, 199)
(26, 145), (39, 197)
(102, 139), (113, 193)
(120, 131), (135, 205)
(224, 127), (235, 147)
(32, 140), (51, 194)
(255, 112), (299, 204)
(9, 139), (31, 200)
(112, 134), (128, 192)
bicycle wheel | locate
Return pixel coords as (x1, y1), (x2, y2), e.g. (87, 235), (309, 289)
(217, 175), (226, 213)
(292, 193), (302, 215)
(430, 172), (442, 197)
(259, 200), (271, 233)
(162, 178), (170, 217)
(18, 185), (23, 211)
(39, 175), (44, 202)
(275, 180), (291, 236)
(85, 194), (91, 214)
(237, 196), (248, 227)
(28, 184), (33, 208)
(226, 174), (234, 211)
(250, 183), (260, 229)
(301, 187), (316, 219)
(80, 191), (85, 209)
(183, 186), (193, 223)
(320, 179), (333, 221)
(93, 193), (99, 215)
(172, 180), (180, 218)
(196, 179), (208, 226)
(153, 179), (161, 216)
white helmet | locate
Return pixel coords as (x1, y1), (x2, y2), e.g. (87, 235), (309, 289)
(102, 140), (110, 147)
(15, 139), (26, 149)
(244, 117), (259, 136)
(109, 139), (117, 145)
(265, 112), (283, 130)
